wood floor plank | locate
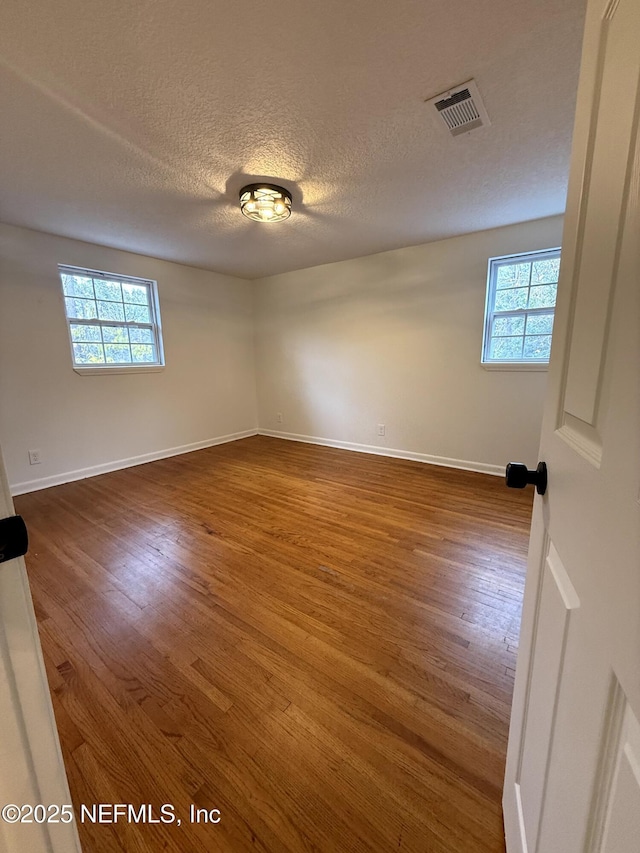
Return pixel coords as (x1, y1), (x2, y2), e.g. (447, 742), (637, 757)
(16, 435), (532, 852)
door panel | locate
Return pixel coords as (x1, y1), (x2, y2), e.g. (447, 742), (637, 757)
(563, 0), (640, 431)
(518, 544), (580, 852)
(588, 691), (640, 853)
(597, 703), (640, 853)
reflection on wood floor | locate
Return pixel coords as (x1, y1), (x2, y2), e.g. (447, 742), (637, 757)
(17, 435), (533, 852)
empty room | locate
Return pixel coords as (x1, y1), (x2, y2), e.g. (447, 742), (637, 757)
(1, 0), (639, 852)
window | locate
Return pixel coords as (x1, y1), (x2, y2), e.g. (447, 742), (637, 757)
(59, 265), (164, 371)
(482, 248), (560, 367)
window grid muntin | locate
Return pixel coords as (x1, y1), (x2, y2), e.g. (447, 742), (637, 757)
(69, 319), (157, 365)
(483, 248), (560, 364)
(59, 266), (163, 368)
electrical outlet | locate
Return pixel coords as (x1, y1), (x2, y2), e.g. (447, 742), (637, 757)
(28, 449), (42, 465)
(377, 424), (386, 437)
(277, 413), (283, 424)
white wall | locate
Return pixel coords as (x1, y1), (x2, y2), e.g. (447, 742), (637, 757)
(254, 216), (564, 473)
(1, 216), (562, 492)
(0, 224), (257, 492)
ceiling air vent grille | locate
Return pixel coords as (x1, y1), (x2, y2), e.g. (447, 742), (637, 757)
(425, 80), (490, 137)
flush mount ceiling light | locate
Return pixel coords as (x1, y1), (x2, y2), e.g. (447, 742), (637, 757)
(239, 183), (292, 223)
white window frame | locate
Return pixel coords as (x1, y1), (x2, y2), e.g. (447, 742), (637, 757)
(481, 247), (561, 371)
(58, 265), (165, 375)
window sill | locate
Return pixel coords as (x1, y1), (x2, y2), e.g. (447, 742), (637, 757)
(481, 362), (549, 372)
(73, 365), (165, 376)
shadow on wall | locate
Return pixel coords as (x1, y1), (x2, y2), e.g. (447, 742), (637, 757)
(257, 242), (479, 319)
(254, 221), (556, 465)
(257, 248), (488, 446)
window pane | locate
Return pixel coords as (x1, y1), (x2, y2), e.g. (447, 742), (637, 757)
(490, 336), (523, 359)
(94, 279), (123, 302)
(528, 284), (557, 309)
(65, 297), (97, 320)
(104, 344), (132, 363)
(97, 300), (125, 322)
(124, 303), (151, 323)
(70, 323), (102, 342)
(493, 316), (525, 336)
(494, 288), (528, 312)
(526, 313), (554, 335)
(523, 335), (552, 359)
(484, 251), (559, 364)
(102, 326), (130, 344)
(59, 266), (162, 369)
(122, 283), (149, 305)
(62, 274), (94, 299)
(531, 258), (560, 284)
(73, 343), (105, 364)
(131, 344), (155, 363)
(129, 327), (153, 344)
(496, 262), (531, 289)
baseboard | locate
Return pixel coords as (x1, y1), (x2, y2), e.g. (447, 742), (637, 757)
(10, 429), (259, 496)
(11, 428), (502, 495)
(258, 429), (503, 476)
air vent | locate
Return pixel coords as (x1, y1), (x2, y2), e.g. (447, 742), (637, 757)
(425, 79), (490, 137)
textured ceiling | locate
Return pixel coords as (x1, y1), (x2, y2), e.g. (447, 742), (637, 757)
(0, 0), (586, 279)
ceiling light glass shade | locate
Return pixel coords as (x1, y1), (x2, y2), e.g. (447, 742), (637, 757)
(239, 184), (292, 223)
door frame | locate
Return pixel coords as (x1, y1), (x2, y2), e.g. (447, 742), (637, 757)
(0, 442), (81, 851)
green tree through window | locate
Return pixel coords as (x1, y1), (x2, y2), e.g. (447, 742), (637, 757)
(482, 249), (561, 365)
(59, 266), (164, 370)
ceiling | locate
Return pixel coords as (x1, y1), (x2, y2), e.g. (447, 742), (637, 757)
(0, 0), (586, 279)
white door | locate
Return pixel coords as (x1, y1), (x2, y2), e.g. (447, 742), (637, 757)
(503, 0), (640, 851)
(0, 442), (81, 851)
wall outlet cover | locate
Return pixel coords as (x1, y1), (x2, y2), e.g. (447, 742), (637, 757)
(28, 449), (42, 465)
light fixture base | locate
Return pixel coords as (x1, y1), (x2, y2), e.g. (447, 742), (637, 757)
(239, 183), (292, 223)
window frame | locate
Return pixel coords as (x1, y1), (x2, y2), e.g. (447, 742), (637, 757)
(58, 265), (165, 375)
(481, 247), (561, 370)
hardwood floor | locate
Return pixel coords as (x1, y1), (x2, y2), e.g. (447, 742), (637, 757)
(16, 436), (533, 853)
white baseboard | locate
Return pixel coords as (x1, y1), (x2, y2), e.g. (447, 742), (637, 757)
(258, 429), (503, 476)
(11, 428), (502, 495)
(10, 429), (259, 496)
